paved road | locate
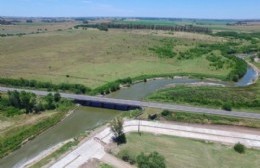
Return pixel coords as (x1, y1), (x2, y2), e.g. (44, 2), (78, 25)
(0, 86), (260, 119)
(50, 120), (260, 168)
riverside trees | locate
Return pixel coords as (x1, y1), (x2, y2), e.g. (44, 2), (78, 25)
(110, 117), (126, 145)
(0, 91), (63, 116)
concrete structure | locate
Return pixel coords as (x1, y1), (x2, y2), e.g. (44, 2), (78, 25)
(49, 120), (260, 168)
(1, 86), (260, 119)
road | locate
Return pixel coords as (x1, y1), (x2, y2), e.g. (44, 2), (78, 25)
(49, 120), (260, 168)
(0, 86), (260, 119)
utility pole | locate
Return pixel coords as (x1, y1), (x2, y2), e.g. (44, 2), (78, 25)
(138, 119), (141, 136)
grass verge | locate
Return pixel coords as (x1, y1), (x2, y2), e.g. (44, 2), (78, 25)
(113, 133), (260, 168)
(140, 108), (260, 128)
(30, 140), (79, 168)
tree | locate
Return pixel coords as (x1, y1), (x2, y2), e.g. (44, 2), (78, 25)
(7, 91), (36, 113)
(20, 91), (36, 113)
(136, 151), (166, 168)
(34, 102), (44, 113)
(44, 93), (55, 110)
(83, 20), (89, 24)
(54, 92), (61, 102)
(110, 117), (126, 145)
(8, 90), (21, 108)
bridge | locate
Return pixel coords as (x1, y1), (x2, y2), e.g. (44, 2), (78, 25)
(1, 86), (260, 119)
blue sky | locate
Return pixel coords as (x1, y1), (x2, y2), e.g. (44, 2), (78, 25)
(0, 0), (259, 19)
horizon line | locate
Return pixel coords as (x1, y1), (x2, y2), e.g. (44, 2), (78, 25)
(1, 16), (260, 21)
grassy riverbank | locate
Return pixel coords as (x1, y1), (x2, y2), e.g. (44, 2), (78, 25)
(0, 111), (67, 158)
(146, 83), (260, 112)
(113, 133), (260, 168)
(0, 92), (74, 159)
(30, 139), (79, 168)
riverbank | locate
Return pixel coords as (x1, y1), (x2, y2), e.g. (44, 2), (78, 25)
(0, 113), (61, 158)
(23, 139), (75, 168)
(0, 107), (120, 168)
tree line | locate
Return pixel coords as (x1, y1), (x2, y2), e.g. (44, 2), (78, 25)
(0, 78), (91, 94)
(0, 91), (65, 116)
(0, 77), (133, 95)
(74, 23), (212, 34)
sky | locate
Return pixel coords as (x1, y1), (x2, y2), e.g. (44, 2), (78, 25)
(0, 0), (259, 19)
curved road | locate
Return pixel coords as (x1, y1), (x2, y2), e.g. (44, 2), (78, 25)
(0, 86), (260, 119)
(49, 120), (260, 168)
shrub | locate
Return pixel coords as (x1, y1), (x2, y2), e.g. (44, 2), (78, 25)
(222, 103), (232, 111)
(234, 143), (246, 154)
(54, 93), (61, 102)
(119, 150), (136, 165)
(148, 114), (158, 120)
(149, 39), (176, 58)
(161, 110), (170, 117)
(136, 151), (166, 168)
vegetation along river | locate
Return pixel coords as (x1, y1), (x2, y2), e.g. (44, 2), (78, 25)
(0, 63), (258, 168)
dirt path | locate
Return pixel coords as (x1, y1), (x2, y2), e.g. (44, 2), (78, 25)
(101, 154), (135, 168)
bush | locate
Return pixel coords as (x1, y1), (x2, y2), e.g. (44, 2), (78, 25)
(234, 143), (246, 154)
(222, 103), (232, 111)
(136, 151), (166, 168)
(161, 110), (170, 117)
(149, 39), (176, 58)
(148, 114), (158, 120)
(119, 150), (136, 165)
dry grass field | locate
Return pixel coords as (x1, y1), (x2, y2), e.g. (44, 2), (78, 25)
(0, 22), (77, 34)
(0, 111), (58, 138)
(0, 28), (231, 88)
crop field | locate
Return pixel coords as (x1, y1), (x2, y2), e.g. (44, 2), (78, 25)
(115, 19), (260, 32)
(0, 28), (232, 88)
(114, 133), (260, 168)
(0, 22), (77, 34)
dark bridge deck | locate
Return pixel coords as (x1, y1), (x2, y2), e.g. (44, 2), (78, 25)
(75, 99), (141, 111)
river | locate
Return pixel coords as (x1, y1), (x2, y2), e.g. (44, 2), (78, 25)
(0, 107), (120, 168)
(0, 64), (258, 168)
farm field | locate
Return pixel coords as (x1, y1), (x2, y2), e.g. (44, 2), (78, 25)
(114, 133), (260, 168)
(0, 28), (232, 88)
(115, 19), (260, 32)
(0, 22), (77, 34)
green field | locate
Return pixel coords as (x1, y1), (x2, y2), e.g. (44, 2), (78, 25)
(146, 83), (260, 111)
(114, 133), (260, 168)
(115, 19), (260, 32)
(0, 28), (232, 88)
